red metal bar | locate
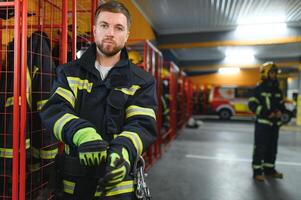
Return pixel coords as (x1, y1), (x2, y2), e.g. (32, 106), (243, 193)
(155, 55), (162, 159)
(12, 0), (21, 199)
(19, 0), (28, 199)
(0, 24), (63, 29)
(0, 2), (15, 7)
(91, 0), (97, 42)
(60, 0), (68, 64)
(72, 0), (77, 60)
(45, 0), (61, 10)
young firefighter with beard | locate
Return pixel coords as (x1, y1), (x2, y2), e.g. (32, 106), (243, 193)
(248, 62), (284, 182)
(40, 1), (157, 199)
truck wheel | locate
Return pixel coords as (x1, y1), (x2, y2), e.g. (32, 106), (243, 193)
(219, 109), (232, 120)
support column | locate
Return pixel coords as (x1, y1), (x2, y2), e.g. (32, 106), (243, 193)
(297, 64), (301, 125)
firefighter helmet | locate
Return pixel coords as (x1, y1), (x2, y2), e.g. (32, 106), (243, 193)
(260, 61), (278, 80)
(128, 51), (143, 64)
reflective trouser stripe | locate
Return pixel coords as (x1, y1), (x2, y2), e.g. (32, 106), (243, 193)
(95, 180), (134, 197)
(54, 113), (79, 141)
(63, 180), (134, 197)
(115, 85), (140, 96)
(32, 147), (58, 159)
(0, 139), (30, 158)
(253, 165), (262, 169)
(119, 131), (143, 156)
(263, 163), (274, 168)
(63, 180), (75, 195)
(126, 105), (156, 120)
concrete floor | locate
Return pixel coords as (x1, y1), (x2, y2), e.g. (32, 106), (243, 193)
(147, 119), (301, 200)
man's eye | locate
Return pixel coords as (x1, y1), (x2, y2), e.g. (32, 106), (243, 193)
(100, 24), (108, 28)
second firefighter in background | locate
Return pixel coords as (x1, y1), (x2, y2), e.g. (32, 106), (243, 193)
(248, 62), (284, 182)
(40, 1), (157, 199)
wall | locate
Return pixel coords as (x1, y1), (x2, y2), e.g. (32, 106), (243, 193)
(189, 68), (260, 87)
(120, 0), (155, 41)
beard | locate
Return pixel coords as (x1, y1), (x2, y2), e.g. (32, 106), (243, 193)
(96, 40), (124, 57)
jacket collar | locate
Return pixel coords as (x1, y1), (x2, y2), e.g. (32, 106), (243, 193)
(78, 43), (132, 88)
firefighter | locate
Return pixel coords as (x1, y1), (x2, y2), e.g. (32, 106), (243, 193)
(248, 62), (285, 181)
(40, 1), (157, 200)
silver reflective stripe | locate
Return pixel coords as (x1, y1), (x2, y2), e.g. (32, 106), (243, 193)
(0, 148), (13, 158)
(63, 180), (75, 194)
(263, 163), (274, 168)
(115, 85), (141, 96)
(53, 113), (79, 141)
(37, 99), (48, 111)
(261, 92), (271, 110)
(55, 87), (76, 108)
(126, 105), (156, 119)
(258, 119), (272, 126)
(95, 180), (134, 197)
(256, 106), (262, 115)
(67, 77), (93, 97)
(119, 131), (143, 155)
(253, 165), (262, 169)
(249, 97), (259, 104)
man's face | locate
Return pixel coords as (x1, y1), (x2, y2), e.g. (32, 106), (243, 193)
(268, 69), (277, 80)
(93, 11), (129, 57)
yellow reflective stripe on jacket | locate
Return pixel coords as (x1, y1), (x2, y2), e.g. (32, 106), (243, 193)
(261, 92), (271, 109)
(54, 113), (79, 141)
(31, 147), (58, 159)
(63, 180), (75, 195)
(263, 163), (274, 168)
(55, 87), (76, 108)
(126, 105), (156, 120)
(95, 180), (134, 197)
(249, 97), (259, 104)
(258, 119), (273, 126)
(119, 131), (143, 155)
(37, 99), (48, 111)
(256, 106), (262, 115)
(67, 77), (93, 97)
(0, 139), (30, 158)
(5, 96), (21, 107)
(115, 85), (140, 96)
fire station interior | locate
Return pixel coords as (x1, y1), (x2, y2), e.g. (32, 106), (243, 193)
(0, 0), (301, 200)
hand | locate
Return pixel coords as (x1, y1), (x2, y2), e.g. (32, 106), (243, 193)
(100, 146), (130, 187)
(268, 112), (276, 119)
(73, 127), (108, 166)
(78, 140), (108, 166)
(275, 110), (282, 118)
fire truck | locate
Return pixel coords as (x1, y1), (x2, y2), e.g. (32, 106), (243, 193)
(207, 86), (296, 123)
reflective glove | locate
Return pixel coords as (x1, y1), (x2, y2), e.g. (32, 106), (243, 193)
(73, 127), (108, 166)
(101, 145), (130, 187)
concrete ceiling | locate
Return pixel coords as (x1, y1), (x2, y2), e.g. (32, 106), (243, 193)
(131, 0), (301, 75)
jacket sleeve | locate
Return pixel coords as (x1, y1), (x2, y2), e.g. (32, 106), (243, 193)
(40, 66), (99, 146)
(248, 87), (271, 118)
(111, 76), (157, 163)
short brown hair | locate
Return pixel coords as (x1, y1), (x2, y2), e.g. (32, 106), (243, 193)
(94, 1), (132, 29)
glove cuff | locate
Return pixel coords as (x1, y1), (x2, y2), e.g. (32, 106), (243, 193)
(110, 138), (136, 166)
(73, 127), (102, 146)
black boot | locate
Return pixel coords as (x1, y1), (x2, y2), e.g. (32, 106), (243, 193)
(264, 168), (283, 179)
(253, 169), (265, 181)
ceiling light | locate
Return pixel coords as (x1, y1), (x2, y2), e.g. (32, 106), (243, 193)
(224, 48), (255, 65)
(218, 67), (240, 74)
